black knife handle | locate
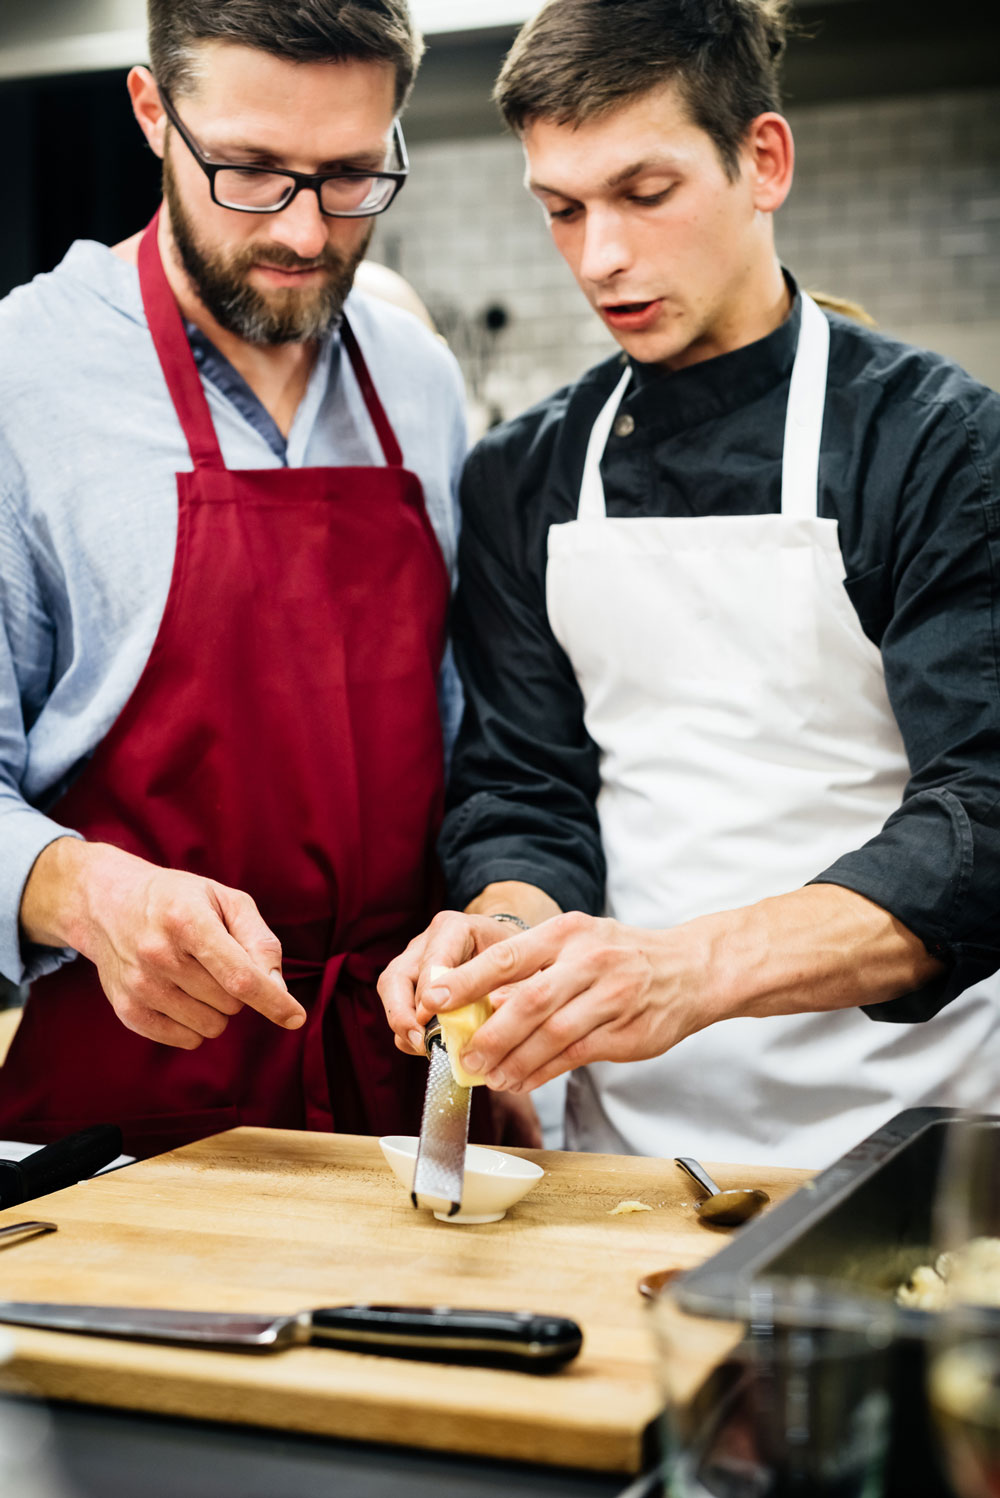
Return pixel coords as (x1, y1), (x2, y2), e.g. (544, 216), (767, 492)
(0, 1125), (123, 1209)
(310, 1305), (583, 1372)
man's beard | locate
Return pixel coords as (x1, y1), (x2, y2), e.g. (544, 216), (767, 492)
(163, 153), (372, 345)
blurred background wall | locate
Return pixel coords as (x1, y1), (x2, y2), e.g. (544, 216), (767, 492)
(0, 0), (997, 431)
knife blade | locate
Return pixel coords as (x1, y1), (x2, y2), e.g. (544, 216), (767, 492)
(411, 1016), (470, 1216)
(0, 1300), (583, 1371)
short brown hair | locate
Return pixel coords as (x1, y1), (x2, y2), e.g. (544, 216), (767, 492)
(495, 0), (790, 179)
(148, 0), (424, 113)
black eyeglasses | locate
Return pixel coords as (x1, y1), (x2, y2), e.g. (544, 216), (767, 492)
(158, 88), (408, 218)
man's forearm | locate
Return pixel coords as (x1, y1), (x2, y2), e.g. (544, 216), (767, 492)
(694, 881), (945, 1026)
(465, 880), (562, 927)
(20, 836), (97, 952)
(420, 879), (950, 1094)
(21, 838), (146, 964)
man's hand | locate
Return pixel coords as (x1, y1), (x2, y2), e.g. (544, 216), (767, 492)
(414, 886), (945, 1095)
(416, 911), (696, 1093)
(376, 909), (516, 1057)
(21, 838), (306, 1049)
(376, 882), (562, 1059)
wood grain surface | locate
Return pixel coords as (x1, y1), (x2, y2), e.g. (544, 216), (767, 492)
(0, 1128), (811, 1473)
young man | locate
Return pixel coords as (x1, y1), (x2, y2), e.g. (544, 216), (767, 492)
(379, 0), (1000, 1167)
(0, 1), (472, 1157)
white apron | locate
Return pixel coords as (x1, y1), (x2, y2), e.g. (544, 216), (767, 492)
(545, 294), (1000, 1168)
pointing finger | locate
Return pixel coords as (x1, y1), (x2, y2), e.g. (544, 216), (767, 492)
(185, 895), (305, 1030)
(214, 886), (287, 982)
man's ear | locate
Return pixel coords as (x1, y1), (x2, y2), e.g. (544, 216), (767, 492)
(743, 112), (794, 214)
(127, 65), (168, 161)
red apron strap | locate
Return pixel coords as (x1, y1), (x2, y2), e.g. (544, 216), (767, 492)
(138, 211), (226, 473)
(341, 317), (404, 469)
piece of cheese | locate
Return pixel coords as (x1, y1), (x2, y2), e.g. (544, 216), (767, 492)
(609, 1200), (653, 1216)
(430, 965), (493, 1087)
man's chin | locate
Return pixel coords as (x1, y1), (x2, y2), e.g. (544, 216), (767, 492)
(240, 267), (354, 340)
(604, 317), (699, 371)
(229, 283), (347, 345)
(609, 328), (681, 367)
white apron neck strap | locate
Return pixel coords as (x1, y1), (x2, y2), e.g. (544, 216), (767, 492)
(578, 366), (633, 521)
(780, 292), (831, 521)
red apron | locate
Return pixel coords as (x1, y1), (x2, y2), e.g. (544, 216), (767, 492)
(0, 215), (456, 1158)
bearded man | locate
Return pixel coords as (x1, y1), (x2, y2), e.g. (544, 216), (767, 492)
(0, 0), (475, 1158)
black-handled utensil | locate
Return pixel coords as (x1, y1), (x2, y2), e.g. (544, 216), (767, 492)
(311, 1306), (582, 1369)
(0, 1299), (583, 1372)
(0, 1125), (123, 1209)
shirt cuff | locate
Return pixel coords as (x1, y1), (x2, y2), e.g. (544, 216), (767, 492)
(444, 855), (600, 919)
(0, 809), (83, 985)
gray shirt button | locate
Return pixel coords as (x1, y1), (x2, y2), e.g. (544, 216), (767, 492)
(613, 413), (635, 438)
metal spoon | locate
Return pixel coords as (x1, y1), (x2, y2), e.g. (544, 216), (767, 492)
(675, 1157), (769, 1228)
(0, 1221), (57, 1249)
(637, 1266), (684, 1301)
(636, 1165), (770, 1297)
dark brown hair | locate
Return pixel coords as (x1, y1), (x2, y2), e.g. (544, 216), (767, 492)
(148, 0), (424, 112)
(495, 0), (791, 179)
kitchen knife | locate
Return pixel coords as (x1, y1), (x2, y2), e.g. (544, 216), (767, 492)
(0, 1125), (124, 1209)
(0, 1300), (583, 1371)
(411, 1016), (470, 1216)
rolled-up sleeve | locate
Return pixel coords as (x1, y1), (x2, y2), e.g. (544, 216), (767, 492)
(0, 488), (81, 985)
(439, 432), (605, 914)
(812, 391), (1000, 1020)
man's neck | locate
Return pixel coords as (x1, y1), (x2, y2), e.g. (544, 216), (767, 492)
(662, 255), (793, 374)
(111, 215), (320, 439)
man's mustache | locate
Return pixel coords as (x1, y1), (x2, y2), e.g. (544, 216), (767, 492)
(234, 245), (343, 275)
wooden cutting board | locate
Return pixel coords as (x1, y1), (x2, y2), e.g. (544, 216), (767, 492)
(0, 1129), (811, 1473)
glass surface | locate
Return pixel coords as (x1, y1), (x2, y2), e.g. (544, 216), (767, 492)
(927, 1118), (1000, 1498)
(211, 166), (398, 215)
(0, 1383), (74, 1497)
(652, 1277), (893, 1498)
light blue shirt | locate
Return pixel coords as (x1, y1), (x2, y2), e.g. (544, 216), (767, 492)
(0, 240), (468, 985)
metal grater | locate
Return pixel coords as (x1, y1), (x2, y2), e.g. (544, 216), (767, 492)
(411, 1017), (471, 1216)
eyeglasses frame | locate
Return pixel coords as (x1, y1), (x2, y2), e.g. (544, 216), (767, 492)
(157, 86), (409, 218)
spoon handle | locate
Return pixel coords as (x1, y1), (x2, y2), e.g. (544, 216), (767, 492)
(674, 1157), (722, 1198)
(0, 1220), (57, 1248)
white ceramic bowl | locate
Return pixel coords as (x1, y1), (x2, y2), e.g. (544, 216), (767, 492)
(379, 1135), (544, 1224)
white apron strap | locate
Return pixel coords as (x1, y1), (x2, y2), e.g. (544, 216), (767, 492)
(578, 366), (632, 521)
(780, 292), (830, 521)
(578, 294), (830, 523)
